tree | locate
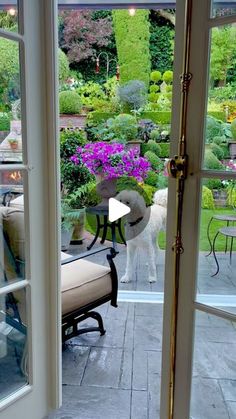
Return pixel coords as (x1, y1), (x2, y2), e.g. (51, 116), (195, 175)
(112, 10), (151, 88)
(210, 26), (236, 86)
(0, 37), (19, 109)
(60, 10), (113, 63)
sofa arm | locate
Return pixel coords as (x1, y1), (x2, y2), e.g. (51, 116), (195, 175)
(61, 247), (118, 308)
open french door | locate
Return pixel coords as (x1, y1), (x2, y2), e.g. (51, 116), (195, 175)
(0, 1), (61, 418)
(161, 0), (236, 418)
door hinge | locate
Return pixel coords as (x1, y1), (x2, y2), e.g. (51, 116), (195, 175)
(167, 155), (188, 179)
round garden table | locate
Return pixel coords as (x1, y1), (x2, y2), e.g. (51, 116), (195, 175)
(212, 226), (236, 276)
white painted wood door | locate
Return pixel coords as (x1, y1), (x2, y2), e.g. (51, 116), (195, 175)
(161, 1), (236, 418)
(0, 1), (61, 418)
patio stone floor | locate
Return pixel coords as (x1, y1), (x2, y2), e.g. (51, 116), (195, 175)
(48, 234), (236, 419)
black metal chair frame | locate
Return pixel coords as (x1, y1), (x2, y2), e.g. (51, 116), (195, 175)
(61, 246), (118, 343)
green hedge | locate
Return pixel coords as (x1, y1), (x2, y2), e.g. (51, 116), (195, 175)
(141, 111), (171, 124)
(88, 112), (118, 124)
(0, 112), (10, 131)
(159, 143), (170, 158)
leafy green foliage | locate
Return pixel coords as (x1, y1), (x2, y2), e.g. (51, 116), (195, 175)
(202, 186), (215, 209)
(0, 37), (19, 109)
(145, 139), (161, 155)
(106, 113), (138, 142)
(144, 150), (162, 170)
(112, 10), (151, 87)
(204, 150), (224, 170)
(158, 143), (170, 158)
(231, 118), (236, 139)
(149, 23), (174, 73)
(0, 112), (10, 131)
(60, 129), (93, 194)
(77, 81), (106, 107)
(210, 26), (236, 84)
(118, 80), (147, 111)
(210, 143), (225, 160)
(206, 116), (232, 143)
(64, 182), (96, 209)
(59, 91), (82, 114)
(58, 48), (70, 83)
(145, 170), (159, 187)
(150, 71), (162, 83)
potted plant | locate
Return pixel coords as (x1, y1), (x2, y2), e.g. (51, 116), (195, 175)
(71, 141), (150, 205)
(8, 137), (19, 150)
(61, 200), (85, 250)
(64, 182), (95, 244)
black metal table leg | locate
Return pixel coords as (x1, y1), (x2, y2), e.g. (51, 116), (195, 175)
(87, 214), (101, 250)
(212, 231), (220, 277)
(100, 215), (108, 244)
(111, 222), (118, 254)
(230, 236), (234, 264)
(206, 216), (213, 257)
(117, 218), (126, 245)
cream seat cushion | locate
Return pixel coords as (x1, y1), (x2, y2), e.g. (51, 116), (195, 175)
(61, 258), (112, 316)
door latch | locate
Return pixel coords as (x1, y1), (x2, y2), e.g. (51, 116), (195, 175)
(167, 155), (188, 179)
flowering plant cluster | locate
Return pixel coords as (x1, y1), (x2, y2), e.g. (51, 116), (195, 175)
(71, 141), (150, 181)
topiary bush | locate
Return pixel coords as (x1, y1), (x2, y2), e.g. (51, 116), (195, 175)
(150, 129), (160, 142)
(145, 139), (161, 155)
(112, 10), (151, 87)
(201, 186), (215, 209)
(162, 70), (173, 84)
(204, 150), (224, 170)
(227, 186), (236, 207)
(210, 143), (224, 160)
(150, 71), (162, 83)
(59, 91), (82, 115)
(58, 48), (70, 84)
(144, 150), (162, 170)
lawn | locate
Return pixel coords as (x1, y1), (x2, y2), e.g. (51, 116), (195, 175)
(86, 208), (236, 252)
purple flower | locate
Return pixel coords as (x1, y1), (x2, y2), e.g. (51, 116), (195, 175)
(71, 141), (151, 181)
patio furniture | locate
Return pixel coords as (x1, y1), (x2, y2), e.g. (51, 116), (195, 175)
(0, 187), (11, 206)
(206, 214), (236, 256)
(0, 204), (118, 348)
(212, 226), (236, 276)
(86, 204), (126, 253)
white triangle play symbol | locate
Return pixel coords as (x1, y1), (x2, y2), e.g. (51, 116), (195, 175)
(108, 198), (130, 222)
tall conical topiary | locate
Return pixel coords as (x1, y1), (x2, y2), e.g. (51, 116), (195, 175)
(112, 10), (151, 88)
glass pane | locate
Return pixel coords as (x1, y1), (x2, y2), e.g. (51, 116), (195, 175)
(196, 179), (236, 314)
(190, 310), (236, 419)
(212, 1), (236, 18)
(0, 171), (24, 287)
(0, 1), (18, 32)
(0, 37), (22, 164)
(204, 24), (236, 172)
(0, 287), (28, 401)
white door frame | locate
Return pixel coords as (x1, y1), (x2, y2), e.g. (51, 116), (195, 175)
(0, 0), (61, 417)
(160, 1), (236, 418)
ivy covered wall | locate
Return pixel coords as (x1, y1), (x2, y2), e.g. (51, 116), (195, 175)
(112, 10), (151, 88)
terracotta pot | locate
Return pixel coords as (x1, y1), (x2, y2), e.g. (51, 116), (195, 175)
(9, 141), (18, 150)
(125, 140), (142, 154)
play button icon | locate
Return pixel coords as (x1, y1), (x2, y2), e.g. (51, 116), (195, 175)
(108, 198), (130, 223)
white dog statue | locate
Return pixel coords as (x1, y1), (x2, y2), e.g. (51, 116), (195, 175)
(116, 188), (168, 283)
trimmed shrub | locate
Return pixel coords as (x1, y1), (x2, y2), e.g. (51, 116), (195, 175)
(145, 170), (159, 187)
(146, 139), (161, 155)
(202, 186), (215, 209)
(59, 91), (82, 115)
(162, 70), (173, 84)
(150, 129), (160, 141)
(149, 84), (160, 93)
(150, 71), (162, 83)
(150, 24), (174, 73)
(210, 143), (224, 160)
(58, 48), (70, 83)
(144, 150), (162, 170)
(159, 143), (170, 158)
(112, 10), (151, 87)
(141, 111), (171, 124)
(227, 186), (236, 207)
(204, 150), (224, 170)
